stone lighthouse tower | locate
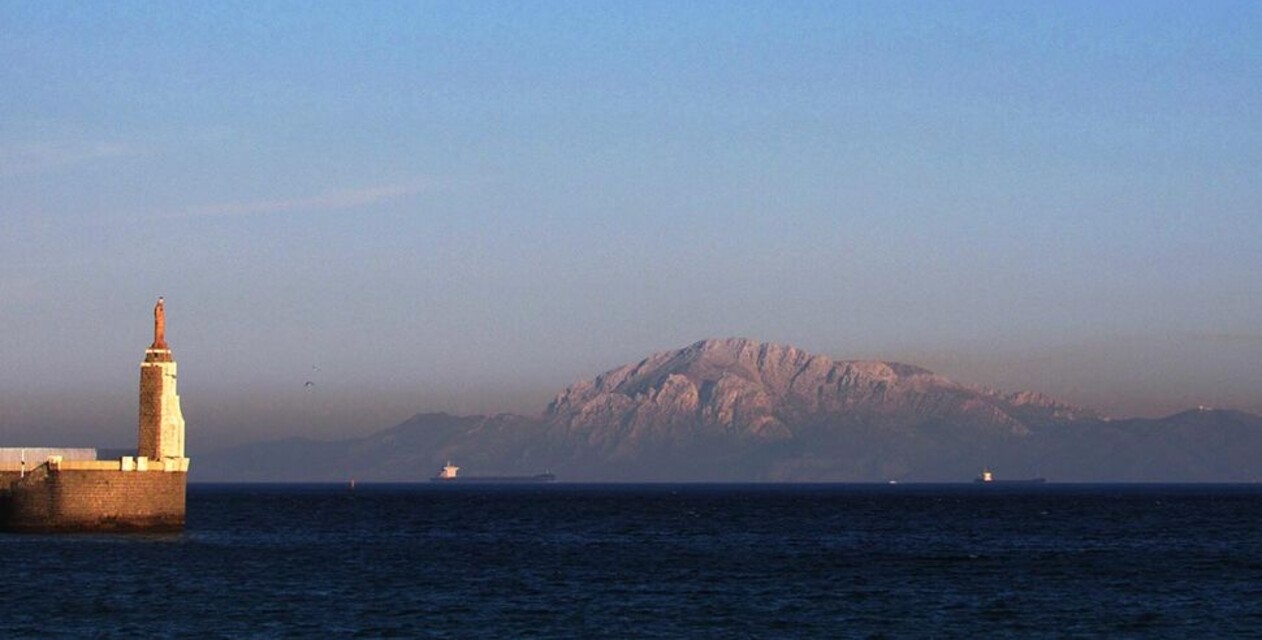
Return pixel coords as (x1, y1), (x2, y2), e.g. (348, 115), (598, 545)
(138, 297), (185, 462)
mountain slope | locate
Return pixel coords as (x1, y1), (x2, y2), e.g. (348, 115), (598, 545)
(546, 338), (1039, 440)
(194, 338), (1260, 482)
(539, 338), (1076, 480)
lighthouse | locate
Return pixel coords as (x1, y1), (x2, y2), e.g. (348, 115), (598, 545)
(0, 297), (189, 531)
(138, 297), (185, 462)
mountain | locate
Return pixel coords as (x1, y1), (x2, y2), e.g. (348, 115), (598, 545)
(539, 338), (1077, 481)
(198, 413), (547, 483)
(194, 338), (1262, 483)
(1030, 408), (1262, 482)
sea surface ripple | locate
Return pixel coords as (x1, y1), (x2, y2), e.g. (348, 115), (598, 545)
(2, 484), (1260, 638)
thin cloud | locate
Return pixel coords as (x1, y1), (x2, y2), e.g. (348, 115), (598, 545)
(163, 181), (430, 220)
(0, 140), (146, 176)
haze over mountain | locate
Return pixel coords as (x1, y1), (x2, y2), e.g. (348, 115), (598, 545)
(197, 339), (1262, 483)
(5, 3), (1259, 454)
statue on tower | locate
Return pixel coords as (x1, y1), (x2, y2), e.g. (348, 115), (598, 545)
(152, 297), (168, 350)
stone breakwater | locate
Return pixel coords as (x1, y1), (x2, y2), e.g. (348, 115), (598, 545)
(0, 460), (186, 532)
(0, 298), (188, 532)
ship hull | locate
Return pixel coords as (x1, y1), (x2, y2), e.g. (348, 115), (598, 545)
(974, 478), (1047, 484)
(431, 473), (556, 484)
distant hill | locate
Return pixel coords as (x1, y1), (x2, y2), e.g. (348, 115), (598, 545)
(195, 338), (1262, 483)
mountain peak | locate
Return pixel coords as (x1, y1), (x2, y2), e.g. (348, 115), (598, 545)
(544, 338), (1038, 455)
(565, 337), (942, 400)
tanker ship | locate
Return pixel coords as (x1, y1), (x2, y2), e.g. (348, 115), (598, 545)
(974, 468), (1046, 484)
(430, 461), (556, 484)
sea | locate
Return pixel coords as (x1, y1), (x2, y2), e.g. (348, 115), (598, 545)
(2, 484), (1260, 638)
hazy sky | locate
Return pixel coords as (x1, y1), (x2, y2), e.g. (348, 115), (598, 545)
(2, 1), (1259, 451)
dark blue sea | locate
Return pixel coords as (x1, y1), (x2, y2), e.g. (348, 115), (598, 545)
(2, 484), (1261, 638)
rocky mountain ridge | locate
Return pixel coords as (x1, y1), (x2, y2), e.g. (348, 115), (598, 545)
(195, 338), (1259, 483)
(543, 338), (1097, 450)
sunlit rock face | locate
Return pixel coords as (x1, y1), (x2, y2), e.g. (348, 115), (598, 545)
(543, 338), (1050, 463)
(991, 390), (1100, 426)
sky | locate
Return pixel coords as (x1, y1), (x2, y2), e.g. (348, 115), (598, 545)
(2, 1), (1259, 451)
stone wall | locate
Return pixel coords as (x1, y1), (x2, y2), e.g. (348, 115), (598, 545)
(139, 350), (184, 461)
(0, 448), (100, 463)
(0, 465), (186, 532)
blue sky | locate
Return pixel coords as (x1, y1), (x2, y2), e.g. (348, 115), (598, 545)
(2, 1), (1259, 449)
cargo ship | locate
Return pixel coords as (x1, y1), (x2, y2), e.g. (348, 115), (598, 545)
(430, 461), (556, 484)
(974, 468), (1046, 484)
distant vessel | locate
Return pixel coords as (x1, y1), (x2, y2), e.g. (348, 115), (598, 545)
(974, 468), (1046, 484)
(430, 461), (556, 484)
